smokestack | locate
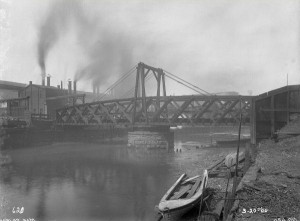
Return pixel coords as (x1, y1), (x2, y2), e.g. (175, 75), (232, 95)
(68, 80), (72, 94)
(29, 81), (32, 85)
(47, 76), (50, 86)
(96, 85), (99, 95)
(61, 81), (63, 90)
(73, 80), (77, 94)
(93, 85), (96, 95)
(41, 69), (46, 86)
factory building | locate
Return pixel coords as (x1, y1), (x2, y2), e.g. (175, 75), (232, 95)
(1, 78), (85, 122)
(18, 80), (69, 118)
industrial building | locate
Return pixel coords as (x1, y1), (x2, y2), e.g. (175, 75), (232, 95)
(0, 77), (86, 122)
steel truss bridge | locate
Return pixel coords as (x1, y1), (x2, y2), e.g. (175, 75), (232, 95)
(56, 63), (253, 127)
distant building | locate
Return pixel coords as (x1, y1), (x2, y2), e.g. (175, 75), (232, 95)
(18, 82), (68, 118)
(0, 78), (119, 122)
(1, 80), (85, 121)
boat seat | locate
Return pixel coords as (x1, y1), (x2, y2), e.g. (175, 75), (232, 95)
(186, 178), (202, 198)
(169, 184), (192, 200)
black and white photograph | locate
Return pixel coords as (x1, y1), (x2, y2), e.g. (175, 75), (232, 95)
(0, 0), (300, 220)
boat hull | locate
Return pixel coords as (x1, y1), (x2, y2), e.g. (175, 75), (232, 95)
(161, 204), (195, 221)
(158, 170), (208, 220)
(160, 197), (201, 221)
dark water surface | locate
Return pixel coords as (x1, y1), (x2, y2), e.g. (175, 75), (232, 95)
(0, 128), (246, 221)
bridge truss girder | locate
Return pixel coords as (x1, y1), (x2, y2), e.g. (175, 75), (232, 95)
(56, 95), (253, 127)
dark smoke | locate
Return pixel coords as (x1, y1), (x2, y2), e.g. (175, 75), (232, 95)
(38, 0), (134, 93)
(75, 31), (133, 86)
(38, 0), (83, 77)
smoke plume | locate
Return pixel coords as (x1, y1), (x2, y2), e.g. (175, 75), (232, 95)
(75, 31), (133, 86)
(37, 0), (133, 93)
(37, 0), (83, 78)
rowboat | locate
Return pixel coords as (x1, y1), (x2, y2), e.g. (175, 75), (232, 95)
(157, 170), (208, 221)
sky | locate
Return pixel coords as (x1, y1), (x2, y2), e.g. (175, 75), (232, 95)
(0, 0), (300, 95)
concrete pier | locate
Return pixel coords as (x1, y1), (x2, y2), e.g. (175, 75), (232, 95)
(128, 125), (174, 150)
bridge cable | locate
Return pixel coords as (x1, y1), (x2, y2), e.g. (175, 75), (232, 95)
(120, 73), (154, 99)
(98, 65), (137, 100)
(164, 72), (243, 127)
(163, 69), (213, 96)
(164, 74), (207, 95)
(120, 74), (154, 98)
(164, 70), (241, 115)
(164, 70), (236, 120)
(99, 65), (137, 97)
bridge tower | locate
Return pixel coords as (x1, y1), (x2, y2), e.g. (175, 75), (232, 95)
(132, 62), (167, 124)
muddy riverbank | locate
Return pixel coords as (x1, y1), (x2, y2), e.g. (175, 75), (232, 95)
(234, 136), (300, 221)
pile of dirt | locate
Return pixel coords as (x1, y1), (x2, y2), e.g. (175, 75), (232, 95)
(277, 114), (300, 139)
(236, 179), (300, 219)
(235, 136), (300, 220)
(256, 136), (300, 179)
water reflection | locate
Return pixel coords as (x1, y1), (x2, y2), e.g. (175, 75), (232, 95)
(0, 143), (174, 221)
(0, 133), (242, 221)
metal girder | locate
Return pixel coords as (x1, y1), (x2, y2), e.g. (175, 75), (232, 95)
(135, 98), (153, 122)
(99, 103), (117, 124)
(54, 62), (256, 128)
(171, 97), (194, 123)
(217, 99), (240, 123)
(74, 106), (88, 124)
(56, 95), (252, 126)
(151, 101), (170, 123)
(87, 105), (102, 124)
(114, 102), (132, 123)
(192, 99), (216, 120)
(153, 98), (173, 120)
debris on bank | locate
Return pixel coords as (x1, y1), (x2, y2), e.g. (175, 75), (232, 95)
(155, 120), (300, 220)
(276, 114), (300, 139)
(190, 136), (300, 221)
(234, 136), (300, 221)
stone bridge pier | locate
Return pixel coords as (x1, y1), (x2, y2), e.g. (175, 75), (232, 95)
(128, 125), (174, 150)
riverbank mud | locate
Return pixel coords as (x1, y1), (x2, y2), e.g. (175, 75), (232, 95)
(234, 136), (300, 221)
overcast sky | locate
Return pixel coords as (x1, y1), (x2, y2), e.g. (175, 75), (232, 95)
(0, 0), (299, 95)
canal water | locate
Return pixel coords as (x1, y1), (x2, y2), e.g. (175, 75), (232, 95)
(0, 127), (247, 221)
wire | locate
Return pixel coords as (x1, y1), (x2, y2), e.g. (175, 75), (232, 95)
(164, 74), (206, 95)
(163, 69), (213, 96)
(163, 69), (242, 127)
(100, 65), (136, 98)
(120, 72), (154, 99)
(97, 65), (137, 100)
